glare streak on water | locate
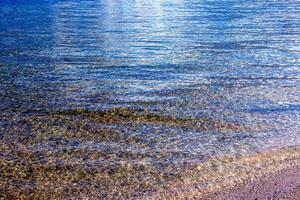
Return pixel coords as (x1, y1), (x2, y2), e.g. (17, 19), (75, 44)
(0, 0), (300, 198)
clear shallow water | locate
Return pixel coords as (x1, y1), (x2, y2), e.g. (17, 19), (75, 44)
(0, 0), (300, 198)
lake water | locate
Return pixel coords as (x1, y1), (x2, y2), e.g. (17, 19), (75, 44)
(0, 0), (300, 198)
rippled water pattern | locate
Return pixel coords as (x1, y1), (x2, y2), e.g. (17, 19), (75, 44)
(0, 0), (300, 198)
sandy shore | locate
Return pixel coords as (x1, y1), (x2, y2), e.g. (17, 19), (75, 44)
(143, 148), (300, 200)
(205, 162), (300, 200)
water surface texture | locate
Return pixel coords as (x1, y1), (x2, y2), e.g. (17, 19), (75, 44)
(0, 0), (300, 198)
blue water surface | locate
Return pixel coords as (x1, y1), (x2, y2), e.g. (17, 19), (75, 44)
(1, 0), (300, 165)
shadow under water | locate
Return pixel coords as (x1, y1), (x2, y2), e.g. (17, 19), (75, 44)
(54, 108), (257, 131)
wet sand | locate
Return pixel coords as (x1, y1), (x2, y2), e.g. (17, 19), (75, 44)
(204, 161), (300, 200)
(144, 148), (300, 200)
